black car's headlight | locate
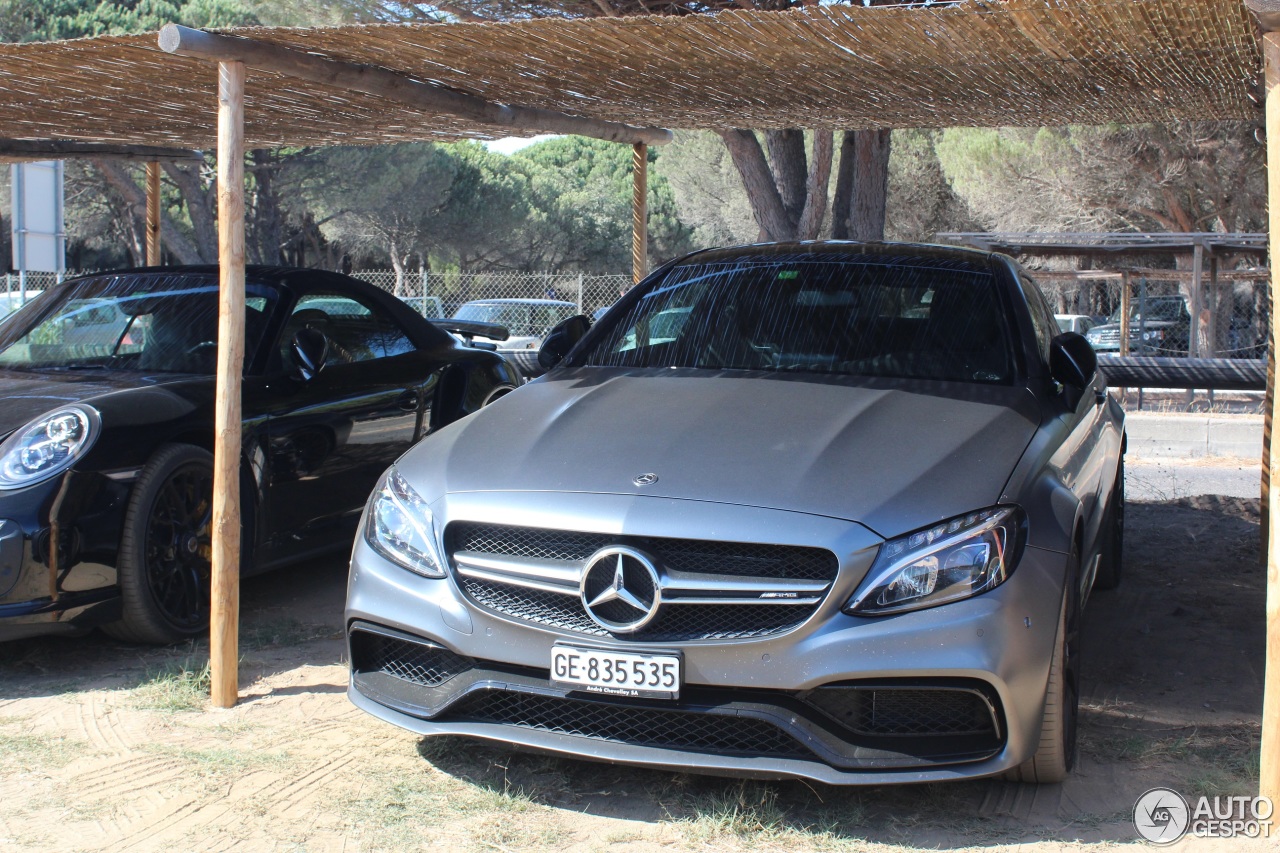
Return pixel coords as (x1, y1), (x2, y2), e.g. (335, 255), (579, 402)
(0, 405), (100, 490)
(364, 467), (445, 578)
(845, 506), (1025, 616)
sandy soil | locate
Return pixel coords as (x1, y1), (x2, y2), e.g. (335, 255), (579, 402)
(0, 495), (1271, 852)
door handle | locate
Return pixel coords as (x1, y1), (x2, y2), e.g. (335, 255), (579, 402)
(397, 390), (420, 412)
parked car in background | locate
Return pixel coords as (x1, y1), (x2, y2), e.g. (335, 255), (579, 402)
(1054, 314), (1095, 335)
(398, 295), (445, 319)
(0, 266), (518, 644)
(0, 290), (45, 321)
(1085, 295), (1190, 355)
(346, 242), (1125, 786)
(451, 299), (578, 350)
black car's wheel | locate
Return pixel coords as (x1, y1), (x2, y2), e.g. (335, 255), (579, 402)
(1093, 460), (1124, 591)
(104, 444), (216, 645)
(1005, 551), (1080, 784)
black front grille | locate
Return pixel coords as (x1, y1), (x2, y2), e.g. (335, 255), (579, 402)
(351, 630), (474, 687)
(449, 523), (837, 641)
(461, 577), (815, 641)
(448, 523), (837, 581)
(441, 689), (811, 758)
(804, 687), (997, 737)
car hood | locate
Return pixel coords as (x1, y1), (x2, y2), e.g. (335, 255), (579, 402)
(419, 367), (1043, 538)
(0, 369), (200, 437)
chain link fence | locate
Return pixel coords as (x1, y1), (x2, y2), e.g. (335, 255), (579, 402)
(1035, 270), (1269, 360)
(350, 270), (633, 319)
(2, 269), (634, 321)
(7, 268), (1268, 363)
(2, 270), (65, 315)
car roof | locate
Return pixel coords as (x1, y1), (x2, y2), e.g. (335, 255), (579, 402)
(460, 298), (578, 307)
(677, 240), (998, 267)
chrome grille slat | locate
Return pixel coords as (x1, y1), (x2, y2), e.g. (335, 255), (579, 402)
(448, 522), (838, 641)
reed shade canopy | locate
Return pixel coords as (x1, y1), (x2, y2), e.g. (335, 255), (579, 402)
(0, 0), (1265, 153)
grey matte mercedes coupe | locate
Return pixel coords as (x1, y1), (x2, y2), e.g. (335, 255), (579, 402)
(345, 242), (1125, 785)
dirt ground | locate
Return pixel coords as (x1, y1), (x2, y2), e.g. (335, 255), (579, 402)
(0, 492), (1271, 852)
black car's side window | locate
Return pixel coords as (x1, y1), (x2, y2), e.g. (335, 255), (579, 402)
(282, 293), (415, 367)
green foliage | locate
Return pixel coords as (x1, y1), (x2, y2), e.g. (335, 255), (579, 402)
(0, 0), (259, 42)
(304, 141), (534, 274)
(514, 136), (694, 271)
(656, 130), (756, 249)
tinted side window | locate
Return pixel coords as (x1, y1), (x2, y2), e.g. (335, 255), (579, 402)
(283, 293), (415, 366)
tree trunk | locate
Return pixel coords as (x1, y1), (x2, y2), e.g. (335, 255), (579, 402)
(831, 131), (857, 240)
(92, 159), (204, 264)
(162, 160), (219, 262)
(249, 149), (284, 265)
(797, 130), (833, 240)
(849, 129), (892, 242)
(718, 129), (795, 241)
(766, 129), (808, 227)
(721, 129), (835, 242)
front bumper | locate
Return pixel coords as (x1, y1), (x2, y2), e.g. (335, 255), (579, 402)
(0, 469), (130, 641)
(345, 492), (1068, 785)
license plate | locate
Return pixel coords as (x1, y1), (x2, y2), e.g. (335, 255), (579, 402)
(551, 644), (681, 699)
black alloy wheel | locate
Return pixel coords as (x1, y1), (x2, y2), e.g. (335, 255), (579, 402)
(105, 444), (217, 645)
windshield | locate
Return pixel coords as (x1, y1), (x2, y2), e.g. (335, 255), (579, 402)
(577, 255), (1016, 384)
(453, 302), (575, 337)
(0, 273), (279, 373)
(1107, 297), (1186, 323)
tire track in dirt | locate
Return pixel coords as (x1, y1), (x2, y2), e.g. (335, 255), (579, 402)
(75, 694), (135, 754)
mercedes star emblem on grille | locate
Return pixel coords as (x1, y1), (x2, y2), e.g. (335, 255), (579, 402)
(580, 546), (662, 633)
(633, 473), (659, 486)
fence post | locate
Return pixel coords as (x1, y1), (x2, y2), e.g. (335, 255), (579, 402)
(420, 268), (428, 316)
(576, 273), (584, 313)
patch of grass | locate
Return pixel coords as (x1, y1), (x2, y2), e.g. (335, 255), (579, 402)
(129, 656), (212, 712)
(156, 743), (290, 776)
(1082, 729), (1149, 763)
(240, 618), (330, 650)
(0, 730), (87, 771)
(347, 761), (577, 852)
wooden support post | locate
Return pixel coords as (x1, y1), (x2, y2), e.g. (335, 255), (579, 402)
(1190, 241), (1204, 358)
(145, 162), (161, 266)
(1118, 271), (1131, 401)
(1120, 272), (1132, 358)
(1261, 30), (1280, 803)
(631, 142), (648, 285)
(211, 60), (246, 710)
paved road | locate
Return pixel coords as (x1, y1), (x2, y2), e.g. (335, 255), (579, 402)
(1126, 457), (1260, 501)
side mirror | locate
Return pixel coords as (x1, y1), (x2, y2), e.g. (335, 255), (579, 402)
(1049, 332), (1097, 390)
(291, 327), (329, 382)
(538, 314), (591, 371)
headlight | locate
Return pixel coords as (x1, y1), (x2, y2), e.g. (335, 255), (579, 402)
(0, 405), (100, 490)
(1142, 329), (1164, 341)
(364, 467), (445, 578)
(845, 506), (1024, 616)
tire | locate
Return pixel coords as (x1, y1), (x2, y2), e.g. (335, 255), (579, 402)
(1093, 459), (1125, 591)
(1005, 561), (1079, 783)
(104, 444), (216, 645)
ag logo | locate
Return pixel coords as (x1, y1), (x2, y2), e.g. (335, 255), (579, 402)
(1133, 787), (1190, 844)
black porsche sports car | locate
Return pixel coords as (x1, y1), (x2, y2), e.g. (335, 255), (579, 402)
(0, 266), (519, 644)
